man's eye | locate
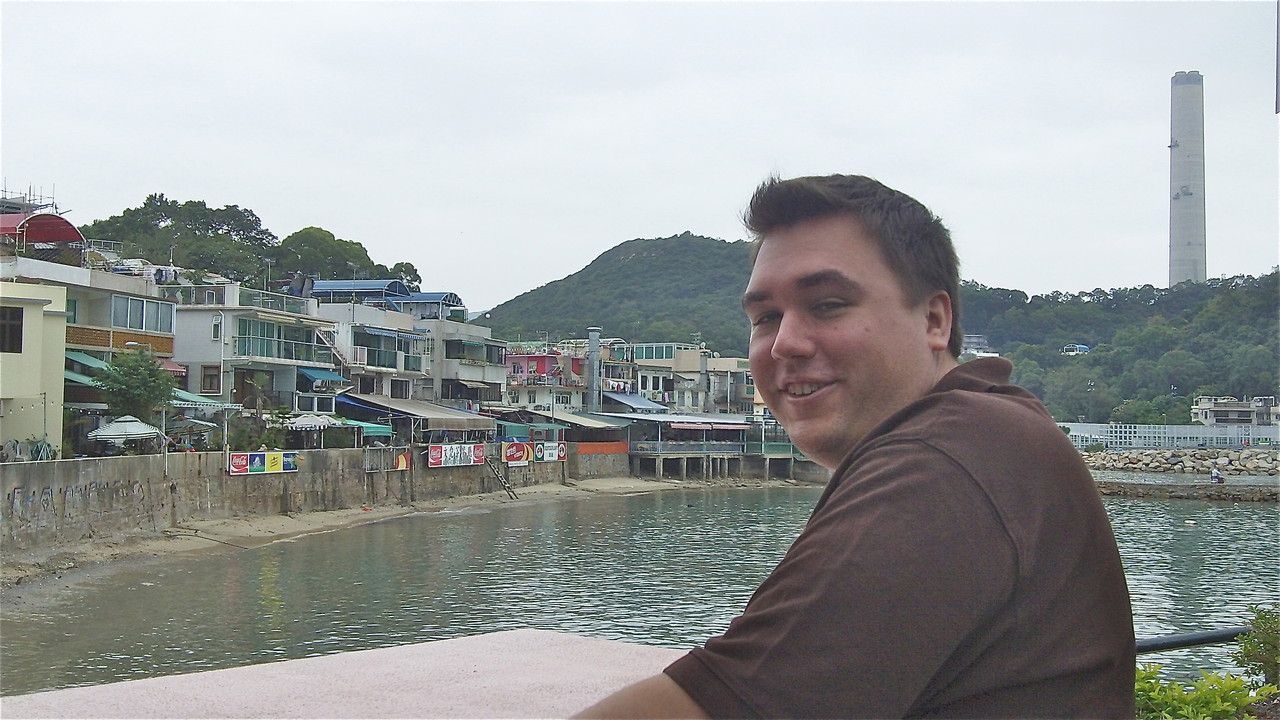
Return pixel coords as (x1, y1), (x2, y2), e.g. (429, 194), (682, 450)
(812, 300), (848, 314)
(750, 312), (780, 327)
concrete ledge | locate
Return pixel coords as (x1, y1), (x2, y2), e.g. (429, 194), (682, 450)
(1, 629), (687, 718)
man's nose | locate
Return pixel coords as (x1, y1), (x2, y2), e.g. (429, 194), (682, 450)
(770, 314), (816, 359)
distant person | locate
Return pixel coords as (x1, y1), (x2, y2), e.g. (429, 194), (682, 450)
(1211, 467), (1224, 484)
(575, 174), (1135, 718)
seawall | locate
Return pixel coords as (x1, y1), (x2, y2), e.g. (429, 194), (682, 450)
(0, 443), (630, 552)
(1082, 448), (1277, 476)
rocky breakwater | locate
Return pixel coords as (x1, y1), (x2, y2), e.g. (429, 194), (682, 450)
(1082, 448), (1278, 476)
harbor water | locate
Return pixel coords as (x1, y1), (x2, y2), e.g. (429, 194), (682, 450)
(1, 479), (1277, 697)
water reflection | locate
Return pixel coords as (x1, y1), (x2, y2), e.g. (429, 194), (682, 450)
(1, 484), (1275, 696)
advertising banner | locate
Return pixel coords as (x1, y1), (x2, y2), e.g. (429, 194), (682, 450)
(537, 441), (567, 462)
(503, 442), (534, 466)
(227, 451), (299, 475)
(426, 443), (486, 468)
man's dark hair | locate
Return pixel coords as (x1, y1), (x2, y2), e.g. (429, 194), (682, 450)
(744, 174), (963, 357)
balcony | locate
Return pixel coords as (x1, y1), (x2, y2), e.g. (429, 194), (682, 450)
(403, 354), (424, 373)
(235, 287), (310, 314)
(232, 336), (334, 364)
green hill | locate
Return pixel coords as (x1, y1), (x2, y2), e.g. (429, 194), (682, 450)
(483, 232), (755, 356)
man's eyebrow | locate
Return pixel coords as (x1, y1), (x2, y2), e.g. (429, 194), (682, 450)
(742, 270), (865, 310)
(796, 269), (863, 294)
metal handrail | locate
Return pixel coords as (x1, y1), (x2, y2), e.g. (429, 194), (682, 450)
(1136, 626), (1249, 654)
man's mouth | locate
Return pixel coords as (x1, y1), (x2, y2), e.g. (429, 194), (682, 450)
(782, 382), (827, 397)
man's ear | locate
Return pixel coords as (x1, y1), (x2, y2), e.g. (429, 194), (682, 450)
(924, 291), (953, 352)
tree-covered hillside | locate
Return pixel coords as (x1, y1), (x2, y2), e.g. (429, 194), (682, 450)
(483, 232), (755, 355)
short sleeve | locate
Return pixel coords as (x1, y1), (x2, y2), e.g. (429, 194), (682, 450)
(664, 441), (1018, 719)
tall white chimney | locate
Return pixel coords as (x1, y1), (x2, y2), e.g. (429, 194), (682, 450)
(1169, 70), (1207, 286)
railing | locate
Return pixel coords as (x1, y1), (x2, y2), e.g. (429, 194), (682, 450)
(404, 354), (424, 372)
(631, 441), (746, 454)
(364, 446), (411, 473)
(236, 287), (309, 314)
(1136, 626), (1249, 655)
(232, 336), (333, 364)
(745, 442), (797, 456)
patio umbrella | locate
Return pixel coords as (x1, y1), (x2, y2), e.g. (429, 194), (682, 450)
(87, 415), (164, 442)
(284, 414), (345, 431)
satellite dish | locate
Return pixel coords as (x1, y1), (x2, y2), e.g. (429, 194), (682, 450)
(699, 341), (706, 349)
(713, 352), (720, 358)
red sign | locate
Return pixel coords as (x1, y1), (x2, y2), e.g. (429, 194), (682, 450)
(503, 442), (534, 465)
(228, 453), (249, 475)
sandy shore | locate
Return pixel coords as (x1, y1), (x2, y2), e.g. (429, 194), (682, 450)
(1, 476), (806, 594)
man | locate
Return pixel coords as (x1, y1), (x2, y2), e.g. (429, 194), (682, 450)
(575, 174), (1134, 718)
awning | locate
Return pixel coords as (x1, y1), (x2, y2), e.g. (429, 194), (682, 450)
(65, 350), (111, 370)
(528, 422), (569, 430)
(338, 393), (493, 431)
(160, 358), (186, 376)
(170, 387), (241, 409)
(298, 367), (350, 383)
(456, 380), (489, 389)
(356, 326), (399, 338)
(602, 392), (668, 411)
(339, 418), (393, 437)
(65, 369), (101, 387)
(671, 422), (713, 430)
(524, 410), (631, 429)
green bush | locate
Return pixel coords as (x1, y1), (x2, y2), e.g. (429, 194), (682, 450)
(1233, 603), (1280, 687)
(1084, 442), (1107, 452)
(1135, 663), (1276, 719)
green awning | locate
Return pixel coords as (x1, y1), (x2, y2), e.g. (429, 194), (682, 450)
(340, 418), (393, 437)
(65, 369), (102, 387)
(171, 387), (240, 409)
(65, 350), (112, 370)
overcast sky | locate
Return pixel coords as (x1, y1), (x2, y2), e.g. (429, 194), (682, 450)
(3, 1), (1277, 313)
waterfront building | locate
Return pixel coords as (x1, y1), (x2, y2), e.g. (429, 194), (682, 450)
(1191, 395), (1277, 426)
(504, 340), (587, 413)
(0, 281), (66, 459)
(308, 279), (505, 410)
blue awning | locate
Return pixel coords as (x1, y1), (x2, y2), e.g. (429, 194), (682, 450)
(298, 367), (350, 383)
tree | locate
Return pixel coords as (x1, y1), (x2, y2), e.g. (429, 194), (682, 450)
(94, 350), (176, 422)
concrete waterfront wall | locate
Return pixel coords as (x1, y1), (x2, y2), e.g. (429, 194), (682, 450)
(1082, 448), (1278, 476)
(0, 444), (588, 552)
(1095, 481), (1277, 502)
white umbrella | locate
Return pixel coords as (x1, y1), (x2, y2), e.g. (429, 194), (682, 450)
(284, 414), (345, 431)
(87, 415), (165, 441)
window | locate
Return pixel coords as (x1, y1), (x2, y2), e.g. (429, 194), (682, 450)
(0, 306), (22, 353)
(528, 390), (537, 404)
(65, 298), (78, 324)
(212, 316), (221, 341)
(111, 295), (175, 333)
(640, 375), (649, 390)
(391, 379), (411, 399)
(508, 391), (520, 405)
(553, 392), (570, 405)
(200, 365), (221, 394)
(678, 391), (686, 406)
(205, 290), (217, 304)
(690, 391), (699, 408)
